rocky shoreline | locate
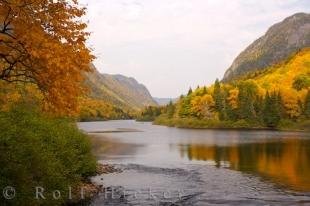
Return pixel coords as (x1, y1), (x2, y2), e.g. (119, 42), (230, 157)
(67, 163), (121, 205)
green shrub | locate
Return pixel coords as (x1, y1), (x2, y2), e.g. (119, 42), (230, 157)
(154, 116), (265, 129)
(278, 119), (310, 131)
(0, 106), (96, 205)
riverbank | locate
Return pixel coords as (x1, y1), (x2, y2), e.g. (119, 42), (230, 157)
(153, 116), (310, 132)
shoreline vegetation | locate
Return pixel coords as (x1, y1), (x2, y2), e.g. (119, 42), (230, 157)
(153, 115), (310, 132)
(0, 105), (120, 205)
(0, 106), (97, 205)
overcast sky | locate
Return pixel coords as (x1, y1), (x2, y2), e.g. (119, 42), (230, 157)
(80, 0), (309, 98)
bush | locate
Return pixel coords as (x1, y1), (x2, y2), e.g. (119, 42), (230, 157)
(278, 119), (310, 131)
(0, 106), (96, 205)
(231, 119), (251, 128)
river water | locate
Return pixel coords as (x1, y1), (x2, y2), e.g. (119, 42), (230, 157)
(77, 120), (310, 206)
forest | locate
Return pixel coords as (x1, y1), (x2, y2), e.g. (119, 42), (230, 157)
(141, 49), (310, 130)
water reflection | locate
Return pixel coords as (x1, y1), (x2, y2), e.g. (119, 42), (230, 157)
(179, 137), (310, 191)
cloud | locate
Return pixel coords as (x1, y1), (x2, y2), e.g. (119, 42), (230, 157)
(80, 0), (310, 97)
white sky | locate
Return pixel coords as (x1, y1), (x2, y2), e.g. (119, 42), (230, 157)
(80, 0), (309, 98)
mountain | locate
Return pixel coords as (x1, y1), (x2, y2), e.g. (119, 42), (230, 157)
(84, 64), (157, 110)
(153, 97), (178, 106)
(223, 13), (310, 82)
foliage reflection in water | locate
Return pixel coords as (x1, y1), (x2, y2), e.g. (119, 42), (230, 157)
(178, 137), (310, 191)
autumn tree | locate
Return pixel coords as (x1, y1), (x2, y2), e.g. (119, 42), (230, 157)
(0, 0), (93, 115)
(281, 88), (302, 119)
(190, 94), (215, 119)
(304, 90), (310, 118)
(292, 74), (310, 91)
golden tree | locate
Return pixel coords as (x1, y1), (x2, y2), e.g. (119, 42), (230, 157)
(191, 94), (215, 119)
(0, 0), (93, 115)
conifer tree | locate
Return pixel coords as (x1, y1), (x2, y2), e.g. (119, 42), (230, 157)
(213, 79), (222, 110)
(188, 87), (193, 95)
(237, 81), (257, 120)
(178, 96), (192, 117)
(202, 86), (207, 95)
(167, 101), (175, 118)
(253, 95), (264, 121)
(213, 78), (227, 120)
(263, 91), (281, 127)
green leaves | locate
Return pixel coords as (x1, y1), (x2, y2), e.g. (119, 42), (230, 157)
(0, 106), (96, 205)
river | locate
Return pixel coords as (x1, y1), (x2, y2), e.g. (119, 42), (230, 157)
(77, 120), (310, 206)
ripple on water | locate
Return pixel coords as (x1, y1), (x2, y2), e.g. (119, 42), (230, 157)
(90, 163), (310, 206)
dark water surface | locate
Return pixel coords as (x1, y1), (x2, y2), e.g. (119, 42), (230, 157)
(77, 120), (310, 206)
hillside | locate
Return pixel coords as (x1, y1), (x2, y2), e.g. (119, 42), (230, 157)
(248, 49), (310, 92)
(223, 13), (310, 82)
(84, 64), (157, 111)
(154, 49), (310, 130)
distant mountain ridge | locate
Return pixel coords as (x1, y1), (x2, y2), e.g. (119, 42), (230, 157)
(84, 64), (157, 110)
(153, 97), (178, 106)
(223, 13), (310, 82)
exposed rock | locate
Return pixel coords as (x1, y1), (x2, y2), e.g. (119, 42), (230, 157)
(223, 13), (310, 82)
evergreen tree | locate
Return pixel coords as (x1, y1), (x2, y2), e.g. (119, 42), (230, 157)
(238, 87), (251, 119)
(187, 87), (193, 95)
(237, 81), (257, 120)
(253, 95), (264, 121)
(178, 96), (191, 117)
(263, 91), (281, 127)
(213, 79), (226, 119)
(213, 79), (222, 110)
(167, 101), (175, 118)
(202, 86), (207, 95)
(226, 103), (237, 121)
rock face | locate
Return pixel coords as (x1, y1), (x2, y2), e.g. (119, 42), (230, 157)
(222, 13), (310, 82)
(85, 64), (157, 110)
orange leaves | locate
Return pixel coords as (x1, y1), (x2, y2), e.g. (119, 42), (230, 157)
(0, 0), (93, 115)
(227, 88), (239, 109)
(280, 88), (302, 119)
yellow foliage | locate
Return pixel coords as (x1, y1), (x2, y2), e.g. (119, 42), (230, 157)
(190, 94), (215, 119)
(0, 0), (93, 116)
(253, 49), (310, 118)
(190, 49), (310, 120)
(227, 88), (239, 109)
(78, 97), (126, 120)
(280, 88), (302, 118)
